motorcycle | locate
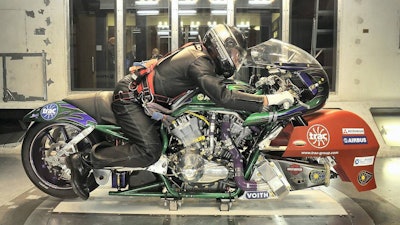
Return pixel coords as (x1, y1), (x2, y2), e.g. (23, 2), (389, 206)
(21, 39), (379, 211)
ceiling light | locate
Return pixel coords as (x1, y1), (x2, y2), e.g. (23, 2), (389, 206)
(248, 0), (275, 5)
(207, 21), (218, 27)
(179, 0), (198, 5)
(157, 21), (169, 29)
(209, 0), (227, 4)
(211, 10), (227, 15)
(137, 10), (160, 15)
(135, 0), (159, 6)
(178, 10), (197, 15)
(236, 21), (250, 28)
(157, 31), (170, 36)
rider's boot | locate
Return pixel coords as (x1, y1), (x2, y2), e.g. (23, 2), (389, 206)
(65, 153), (91, 200)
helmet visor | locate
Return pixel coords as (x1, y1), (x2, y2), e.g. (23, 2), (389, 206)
(228, 46), (247, 72)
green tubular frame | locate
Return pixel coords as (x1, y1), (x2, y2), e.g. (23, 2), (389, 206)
(104, 103), (262, 199)
(109, 150), (260, 199)
(95, 124), (129, 141)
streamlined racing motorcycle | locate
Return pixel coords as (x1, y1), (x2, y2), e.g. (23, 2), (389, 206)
(21, 39), (379, 210)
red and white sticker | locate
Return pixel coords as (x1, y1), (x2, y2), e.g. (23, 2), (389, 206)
(307, 124), (330, 149)
(342, 128), (365, 135)
(287, 164), (303, 175)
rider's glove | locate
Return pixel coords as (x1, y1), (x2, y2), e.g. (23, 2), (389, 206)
(265, 91), (294, 110)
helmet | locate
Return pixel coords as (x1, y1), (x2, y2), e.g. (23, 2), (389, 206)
(203, 24), (247, 78)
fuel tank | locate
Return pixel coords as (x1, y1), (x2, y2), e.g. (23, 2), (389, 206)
(281, 109), (380, 191)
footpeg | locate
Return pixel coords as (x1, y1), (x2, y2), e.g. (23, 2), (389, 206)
(112, 171), (129, 190)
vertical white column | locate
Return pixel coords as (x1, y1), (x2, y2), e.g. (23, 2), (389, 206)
(115, 0), (126, 81)
(227, 0), (235, 26)
(281, 0), (290, 42)
(171, 0), (179, 50)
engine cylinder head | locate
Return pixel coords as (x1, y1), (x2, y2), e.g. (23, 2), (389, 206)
(170, 115), (204, 148)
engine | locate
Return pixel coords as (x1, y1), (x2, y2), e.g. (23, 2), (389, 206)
(167, 112), (252, 189)
(165, 68), (327, 192)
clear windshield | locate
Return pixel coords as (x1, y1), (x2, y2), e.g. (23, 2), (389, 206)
(244, 39), (324, 70)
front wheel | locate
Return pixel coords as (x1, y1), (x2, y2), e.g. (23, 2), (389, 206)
(21, 122), (99, 199)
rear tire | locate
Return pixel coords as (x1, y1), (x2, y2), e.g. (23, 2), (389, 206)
(21, 122), (99, 199)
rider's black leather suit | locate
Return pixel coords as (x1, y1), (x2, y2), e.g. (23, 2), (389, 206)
(91, 44), (265, 168)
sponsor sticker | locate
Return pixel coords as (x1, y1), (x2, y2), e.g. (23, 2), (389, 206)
(40, 103), (58, 121)
(300, 151), (339, 156)
(309, 170), (326, 184)
(287, 164), (303, 175)
(307, 124), (330, 149)
(245, 191), (269, 199)
(196, 94), (210, 101)
(342, 128), (365, 135)
(343, 136), (368, 144)
(357, 170), (373, 186)
(353, 156), (375, 167)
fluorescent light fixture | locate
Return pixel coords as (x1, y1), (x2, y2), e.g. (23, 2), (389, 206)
(211, 10), (227, 15)
(178, 10), (197, 15)
(236, 21), (250, 28)
(157, 31), (170, 36)
(137, 10), (160, 15)
(135, 0), (159, 6)
(190, 21), (200, 27)
(157, 21), (169, 29)
(249, 0), (275, 5)
(209, 0), (227, 5)
(178, 0), (198, 5)
(207, 21), (218, 27)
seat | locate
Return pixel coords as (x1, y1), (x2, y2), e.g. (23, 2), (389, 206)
(63, 91), (117, 125)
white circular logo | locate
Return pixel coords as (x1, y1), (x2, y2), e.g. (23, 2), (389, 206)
(307, 124), (330, 149)
(40, 103), (58, 121)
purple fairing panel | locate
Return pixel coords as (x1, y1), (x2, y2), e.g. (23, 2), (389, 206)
(58, 103), (97, 126)
(24, 101), (97, 127)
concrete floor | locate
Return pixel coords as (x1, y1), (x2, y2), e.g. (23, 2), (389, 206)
(0, 145), (399, 225)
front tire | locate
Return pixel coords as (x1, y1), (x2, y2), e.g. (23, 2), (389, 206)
(21, 122), (99, 199)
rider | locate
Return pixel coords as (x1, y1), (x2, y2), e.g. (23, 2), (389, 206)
(66, 24), (294, 200)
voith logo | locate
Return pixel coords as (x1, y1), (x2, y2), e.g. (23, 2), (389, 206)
(40, 103), (58, 121)
(245, 191), (269, 199)
(307, 124), (330, 149)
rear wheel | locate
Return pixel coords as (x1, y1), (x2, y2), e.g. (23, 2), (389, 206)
(21, 122), (99, 199)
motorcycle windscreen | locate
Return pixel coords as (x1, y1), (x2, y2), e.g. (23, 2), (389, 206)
(282, 109), (380, 192)
(243, 38), (324, 70)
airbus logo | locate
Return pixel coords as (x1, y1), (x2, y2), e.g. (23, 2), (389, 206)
(307, 124), (330, 148)
(343, 136), (368, 144)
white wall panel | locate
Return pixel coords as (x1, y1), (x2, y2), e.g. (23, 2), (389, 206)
(332, 0), (400, 102)
(0, 0), (69, 109)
